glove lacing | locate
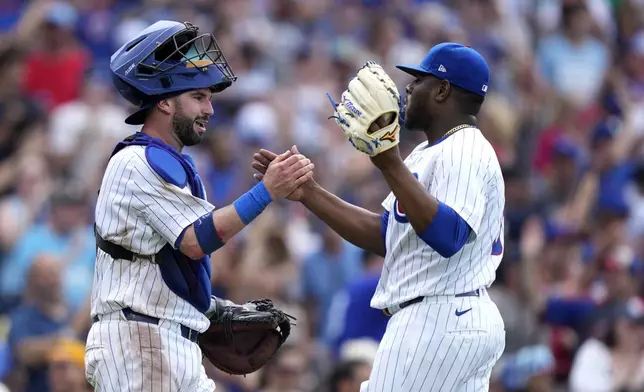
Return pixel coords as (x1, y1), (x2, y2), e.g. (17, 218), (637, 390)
(250, 299), (297, 333)
(221, 308), (235, 341)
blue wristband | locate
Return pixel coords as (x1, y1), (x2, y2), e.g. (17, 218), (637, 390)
(194, 212), (225, 255)
(233, 182), (273, 225)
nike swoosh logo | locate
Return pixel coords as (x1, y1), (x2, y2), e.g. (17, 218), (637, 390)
(455, 308), (472, 317)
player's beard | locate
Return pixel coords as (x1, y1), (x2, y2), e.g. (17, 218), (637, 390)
(403, 107), (424, 131)
(172, 102), (203, 147)
(404, 95), (431, 132)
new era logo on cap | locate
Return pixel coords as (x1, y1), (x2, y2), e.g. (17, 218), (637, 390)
(395, 43), (491, 97)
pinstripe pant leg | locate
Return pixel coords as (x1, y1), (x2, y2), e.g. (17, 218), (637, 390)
(459, 314), (505, 391)
(361, 297), (505, 392)
(401, 302), (458, 392)
(361, 301), (436, 392)
(456, 298), (506, 392)
(85, 319), (216, 392)
(85, 320), (146, 392)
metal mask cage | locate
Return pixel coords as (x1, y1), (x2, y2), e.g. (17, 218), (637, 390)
(136, 23), (236, 89)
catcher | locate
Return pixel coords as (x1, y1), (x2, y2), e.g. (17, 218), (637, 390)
(86, 20), (299, 392)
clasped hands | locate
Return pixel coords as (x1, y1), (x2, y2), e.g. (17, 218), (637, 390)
(252, 146), (313, 201)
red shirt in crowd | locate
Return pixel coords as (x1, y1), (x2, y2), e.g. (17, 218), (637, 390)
(22, 47), (90, 112)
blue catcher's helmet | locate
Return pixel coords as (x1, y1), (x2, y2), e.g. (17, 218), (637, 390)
(110, 20), (236, 125)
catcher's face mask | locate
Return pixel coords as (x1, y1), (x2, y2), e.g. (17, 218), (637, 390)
(111, 20), (237, 115)
(136, 22), (236, 91)
(116, 21), (237, 125)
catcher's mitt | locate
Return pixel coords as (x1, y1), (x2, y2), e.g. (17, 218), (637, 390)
(199, 298), (295, 376)
(327, 61), (402, 157)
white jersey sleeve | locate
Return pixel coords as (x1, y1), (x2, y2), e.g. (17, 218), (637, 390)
(429, 133), (488, 236)
(382, 194), (395, 212)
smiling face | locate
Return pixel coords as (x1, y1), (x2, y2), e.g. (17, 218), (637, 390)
(171, 88), (214, 147)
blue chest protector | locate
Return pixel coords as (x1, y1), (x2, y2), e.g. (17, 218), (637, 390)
(104, 132), (212, 313)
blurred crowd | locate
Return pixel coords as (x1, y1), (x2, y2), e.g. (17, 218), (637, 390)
(0, 0), (643, 391)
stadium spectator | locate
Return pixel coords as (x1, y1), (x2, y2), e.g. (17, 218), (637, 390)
(0, 46), (46, 198)
(21, 1), (90, 112)
(321, 359), (371, 392)
(6, 254), (72, 392)
(569, 297), (644, 392)
(536, 0), (610, 108)
(496, 344), (556, 392)
(0, 182), (95, 313)
(324, 251), (388, 354)
(0, 154), (51, 256)
(302, 225), (363, 340)
(257, 345), (310, 392)
(47, 338), (92, 392)
(46, 71), (135, 193)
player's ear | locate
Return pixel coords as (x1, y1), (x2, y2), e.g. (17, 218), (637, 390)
(156, 99), (174, 116)
(435, 80), (450, 103)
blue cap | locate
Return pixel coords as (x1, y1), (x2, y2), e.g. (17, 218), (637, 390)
(396, 42), (490, 97)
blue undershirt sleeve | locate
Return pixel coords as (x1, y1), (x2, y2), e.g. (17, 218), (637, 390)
(418, 201), (472, 258)
(381, 211), (389, 251)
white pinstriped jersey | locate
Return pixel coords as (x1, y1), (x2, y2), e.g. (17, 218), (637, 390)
(91, 145), (215, 332)
(372, 127), (505, 309)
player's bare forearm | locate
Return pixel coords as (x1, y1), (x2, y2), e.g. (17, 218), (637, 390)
(373, 151), (439, 234)
(211, 205), (246, 242)
(179, 205), (244, 259)
(301, 183), (385, 257)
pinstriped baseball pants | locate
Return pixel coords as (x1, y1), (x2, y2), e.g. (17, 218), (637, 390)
(360, 290), (506, 392)
(85, 311), (216, 392)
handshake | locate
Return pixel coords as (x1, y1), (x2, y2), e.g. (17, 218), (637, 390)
(250, 61), (403, 201)
(250, 145), (314, 202)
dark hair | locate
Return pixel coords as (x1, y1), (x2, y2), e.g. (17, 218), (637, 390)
(633, 162), (644, 188)
(0, 44), (24, 69)
(502, 165), (525, 181)
(328, 360), (369, 392)
(258, 344), (298, 388)
(561, 1), (588, 29)
(452, 85), (485, 116)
